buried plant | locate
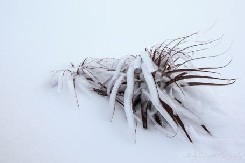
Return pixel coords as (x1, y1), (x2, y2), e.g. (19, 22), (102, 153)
(51, 32), (235, 143)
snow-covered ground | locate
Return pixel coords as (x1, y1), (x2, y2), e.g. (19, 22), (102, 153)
(1, 0), (245, 162)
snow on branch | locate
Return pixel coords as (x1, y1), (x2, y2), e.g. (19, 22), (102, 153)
(51, 32), (236, 143)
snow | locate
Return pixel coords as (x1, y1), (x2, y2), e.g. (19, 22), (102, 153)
(109, 74), (125, 121)
(1, 0), (245, 163)
(123, 60), (138, 142)
(107, 58), (126, 95)
(140, 51), (157, 72)
(157, 89), (202, 125)
(141, 62), (178, 133)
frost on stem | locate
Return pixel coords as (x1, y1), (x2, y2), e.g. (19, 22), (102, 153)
(107, 58), (127, 95)
(52, 32), (236, 143)
(109, 74), (125, 121)
(123, 59), (138, 141)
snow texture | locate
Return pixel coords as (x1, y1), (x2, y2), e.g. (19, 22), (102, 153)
(1, 0), (245, 163)
(141, 62), (178, 132)
(140, 51), (158, 72)
(107, 58), (126, 95)
(123, 60), (138, 141)
(109, 74), (125, 120)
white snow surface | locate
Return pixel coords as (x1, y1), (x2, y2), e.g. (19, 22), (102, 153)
(1, 0), (245, 163)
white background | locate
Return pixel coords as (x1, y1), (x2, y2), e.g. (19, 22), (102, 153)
(0, 0), (245, 163)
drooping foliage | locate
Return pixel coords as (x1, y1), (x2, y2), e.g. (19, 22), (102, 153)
(52, 33), (235, 142)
